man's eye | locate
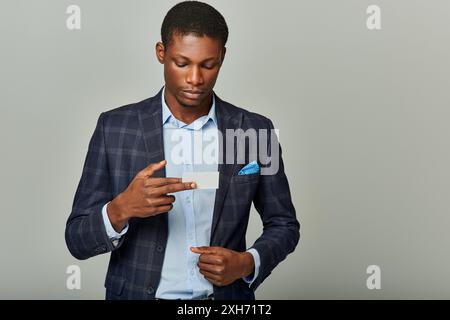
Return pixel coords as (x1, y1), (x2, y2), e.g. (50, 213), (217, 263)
(176, 63), (187, 68)
(203, 65), (214, 70)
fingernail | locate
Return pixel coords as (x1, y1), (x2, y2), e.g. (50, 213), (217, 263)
(191, 182), (196, 188)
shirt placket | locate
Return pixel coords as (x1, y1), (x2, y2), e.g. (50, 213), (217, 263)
(183, 128), (198, 297)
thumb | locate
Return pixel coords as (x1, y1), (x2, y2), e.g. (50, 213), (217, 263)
(141, 160), (166, 177)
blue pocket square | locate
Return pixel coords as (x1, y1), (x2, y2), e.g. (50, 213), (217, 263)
(238, 161), (260, 175)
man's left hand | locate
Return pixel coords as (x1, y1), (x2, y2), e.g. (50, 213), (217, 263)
(190, 246), (255, 287)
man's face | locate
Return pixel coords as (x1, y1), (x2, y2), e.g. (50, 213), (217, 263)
(156, 33), (225, 108)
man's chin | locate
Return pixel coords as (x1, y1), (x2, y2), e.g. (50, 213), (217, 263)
(177, 96), (202, 108)
(180, 102), (199, 108)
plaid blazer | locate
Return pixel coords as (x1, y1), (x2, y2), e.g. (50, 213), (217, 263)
(65, 88), (300, 300)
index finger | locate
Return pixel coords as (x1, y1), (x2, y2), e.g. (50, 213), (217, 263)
(145, 177), (182, 187)
(153, 181), (197, 195)
(191, 246), (221, 254)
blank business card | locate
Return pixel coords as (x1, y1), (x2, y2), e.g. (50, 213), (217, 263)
(182, 171), (219, 189)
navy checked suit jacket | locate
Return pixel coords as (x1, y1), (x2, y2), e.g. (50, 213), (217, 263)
(65, 88), (300, 300)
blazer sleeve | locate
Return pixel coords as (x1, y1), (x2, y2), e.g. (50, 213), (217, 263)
(249, 118), (300, 291)
(65, 112), (124, 260)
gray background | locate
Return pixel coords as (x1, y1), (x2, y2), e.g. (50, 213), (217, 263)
(1, 0), (449, 299)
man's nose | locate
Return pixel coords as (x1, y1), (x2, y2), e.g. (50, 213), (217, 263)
(186, 66), (204, 86)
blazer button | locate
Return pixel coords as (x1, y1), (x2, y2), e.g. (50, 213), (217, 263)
(156, 245), (164, 253)
(147, 286), (155, 295)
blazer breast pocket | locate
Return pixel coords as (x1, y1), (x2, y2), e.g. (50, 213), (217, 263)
(230, 172), (260, 184)
(228, 172), (260, 210)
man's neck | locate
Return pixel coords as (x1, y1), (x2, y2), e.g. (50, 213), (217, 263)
(164, 91), (213, 125)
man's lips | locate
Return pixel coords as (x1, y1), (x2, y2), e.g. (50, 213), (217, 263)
(181, 90), (204, 99)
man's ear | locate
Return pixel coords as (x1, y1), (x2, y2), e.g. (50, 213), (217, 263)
(155, 42), (165, 64)
(220, 46), (226, 66)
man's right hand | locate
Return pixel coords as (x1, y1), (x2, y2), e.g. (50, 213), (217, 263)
(107, 160), (196, 232)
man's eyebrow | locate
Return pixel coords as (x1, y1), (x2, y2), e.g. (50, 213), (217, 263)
(173, 54), (218, 62)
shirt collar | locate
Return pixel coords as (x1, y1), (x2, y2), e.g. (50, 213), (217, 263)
(161, 86), (217, 129)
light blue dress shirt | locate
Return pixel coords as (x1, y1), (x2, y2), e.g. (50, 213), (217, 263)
(101, 87), (260, 299)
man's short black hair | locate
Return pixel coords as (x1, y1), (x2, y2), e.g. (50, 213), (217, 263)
(161, 1), (229, 49)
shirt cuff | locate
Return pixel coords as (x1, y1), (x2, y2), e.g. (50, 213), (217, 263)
(102, 202), (129, 242)
(242, 248), (260, 285)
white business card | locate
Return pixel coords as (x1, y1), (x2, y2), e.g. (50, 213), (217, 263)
(182, 171), (219, 189)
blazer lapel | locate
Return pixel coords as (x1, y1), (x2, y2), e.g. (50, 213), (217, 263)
(210, 95), (242, 244)
(137, 87), (166, 178)
(137, 88), (169, 253)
